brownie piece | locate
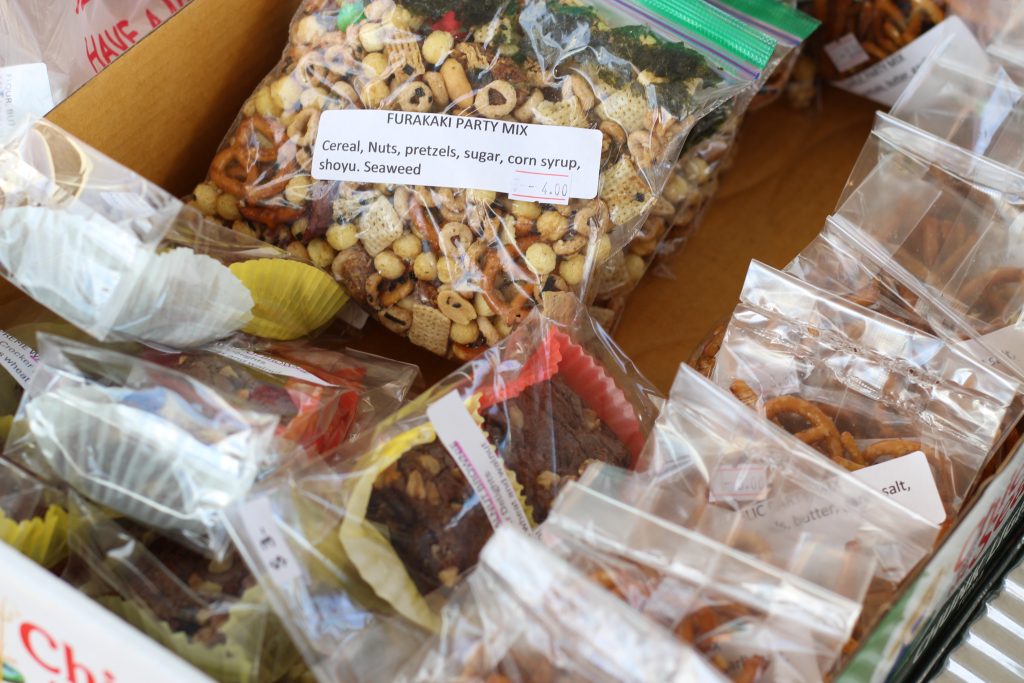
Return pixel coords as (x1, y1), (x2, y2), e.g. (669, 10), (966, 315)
(366, 376), (631, 595)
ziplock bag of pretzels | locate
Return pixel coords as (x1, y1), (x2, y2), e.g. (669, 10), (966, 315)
(710, 260), (1020, 531)
(3, 334), (281, 559)
(191, 0), (777, 360)
(221, 300), (659, 677)
(832, 113), (1024, 378)
(393, 526), (728, 683)
(537, 480), (861, 682)
(64, 494), (300, 683)
(138, 338), (419, 462)
(0, 118), (349, 349)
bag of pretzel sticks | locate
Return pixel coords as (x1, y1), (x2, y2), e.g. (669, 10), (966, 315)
(711, 260), (1019, 532)
(0, 118), (350, 349)
(829, 113), (1024, 381)
(222, 298), (661, 680)
(393, 526), (729, 683)
(586, 0), (820, 331)
(189, 0), (778, 359)
(537, 480), (860, 682)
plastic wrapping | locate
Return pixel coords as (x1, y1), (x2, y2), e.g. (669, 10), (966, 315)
(711, 260), (1019, 527)
(393, 526), (729, 683)
(0, 457), (68, 569)
(833, 113), (1024, 378)
(538, 481), (861, 682)
(0, 118), (348, 348)
(192, 0), (776, 358)
(3, 334), (280, 558)
(224, 301), (660, 682)
(64, 495), (299, 683)
(985, 1), (1024, 80)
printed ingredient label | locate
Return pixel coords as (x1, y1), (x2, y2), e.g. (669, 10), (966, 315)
(0, 64), (54, 137)
(313, 110), (603, 205)
(237, 496), (303, 585)
(205, 342), (332, 387)
(850, 451), (946, 525)
(0, 331), (38, 389)
(427, 391), (532, 533)
(824, 33), (871, 74)
(709, 463), (768, 502)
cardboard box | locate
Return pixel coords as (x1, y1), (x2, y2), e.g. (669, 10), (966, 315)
(2, 0), (1013, 679)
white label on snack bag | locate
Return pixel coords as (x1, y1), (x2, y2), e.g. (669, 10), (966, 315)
(0, 331), (38, 389)
(957, 323), (1024, 376)
(205, 342), (333, 387)
(312, 110), (603, 205)
(427, 391), (532, 533)
(237, 496), (303, 585)
(709, 463), (768, 502)
(834, 17), (976, 106)
(824, 33), (871, 74)
(0, 64), (54, 136)
(850, 451), (946, 525)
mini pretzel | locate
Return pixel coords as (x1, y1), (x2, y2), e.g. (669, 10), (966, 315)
(481, 250), (534, 326)
(729, 379), (757, 408)
(764, 395), (845, 463)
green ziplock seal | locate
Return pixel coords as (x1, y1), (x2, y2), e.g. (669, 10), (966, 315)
(627, 0), (777, 74)
(714, 0), (821, 42)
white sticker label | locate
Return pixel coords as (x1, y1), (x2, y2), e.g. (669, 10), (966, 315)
(957, 324), (1024, 376)
(824, 34), (871, 74)
(237, 496), (303, 585)
(204, 343), (333, 387)
(0, 331), (38, 389)
(850, 451), (947, 525)
(312, 110), (602, 204)
(709, 463), (768, 502)
(426, 391), (532, 533)
(834, 17), (975, 106)
(0, 64), (54, 136)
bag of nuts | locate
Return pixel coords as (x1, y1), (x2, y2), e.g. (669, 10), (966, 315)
(223, 300), (661, 681)
(538, 480), (861, 682)
(191, 0), (777, 359)
(393, 526), (729, 683)
(65, 494), (300, 683)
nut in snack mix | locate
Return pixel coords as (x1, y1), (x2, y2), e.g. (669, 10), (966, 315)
(193, 0), (776, 358)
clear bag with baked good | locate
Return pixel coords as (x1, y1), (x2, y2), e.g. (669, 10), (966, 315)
(710, 260), (1019, 531)
(393, 526), (729, 683)
(3, 334), (281, 558)
(223, 298), (661, 681)
(64, 494), (300, 683)
(0, 458), (69, 569)
(192, 0), (778, 358)
(834, 113), (1024, 379)
(890, 31), (1024, 172)
(537, 480), (861, 682)
(0, 118), (349, 348)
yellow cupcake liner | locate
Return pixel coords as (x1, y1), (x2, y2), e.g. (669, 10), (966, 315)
(340, 393), (535, 632)
(98, 584), (298, 683)
(230, 259), (348, 340)
(0, 504), (69, 569)
(0, 415), (12, 443)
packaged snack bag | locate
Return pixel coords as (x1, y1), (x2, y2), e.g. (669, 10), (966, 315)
(394, 526), (728, 683)
(538, 480), (861, 682)
(0, 458), (68, 569)
(65, 495), (299, 683)
(192, 0), (777, 358)
(711, 260), (1019, 531)
(0, 119), (348, 348)
(4, 334), (281, 558)
(985, 1), (1024, 80)
(833, 113), (1024, 379)
(224, 300), (660, 680)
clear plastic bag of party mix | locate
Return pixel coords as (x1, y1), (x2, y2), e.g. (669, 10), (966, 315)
(392, 526), (729, 683)
(588, 0), (819, 329)
(0, 118), (348, 349)
(711, 260), (1019, 531)
(191, 0), (778, 359)
(64, 494), (300, 683)
(891, 31), (1024, 172)
(834, 112), (1024, 378)
(537, 480), (860, 682)
(4, 334), (281, 558)
(223, 299), (661, 680)
(0, 458), (69, 569)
